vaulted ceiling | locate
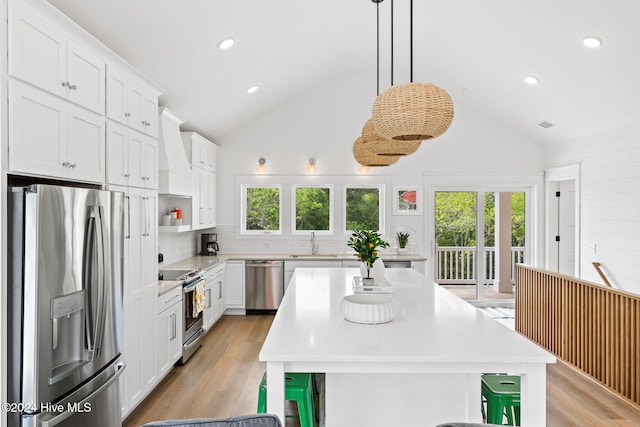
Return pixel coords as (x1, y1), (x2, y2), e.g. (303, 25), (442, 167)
(48, 0), (640, 146)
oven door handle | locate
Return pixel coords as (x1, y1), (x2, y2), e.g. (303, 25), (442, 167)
(183, 278), (203, 293)
(183, 328), (204, 351)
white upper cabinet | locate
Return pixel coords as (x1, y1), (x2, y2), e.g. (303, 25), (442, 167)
(107, 121), (157, 189)
(181, 132), (218, 173)
(107, 65), (159, 137)
(9, 0), (105, 115)
(9, 80), (105, 183)
(182, 132), (218, 229)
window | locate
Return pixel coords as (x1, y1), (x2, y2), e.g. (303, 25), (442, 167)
(293, 185), (333, 234)
(344, 185), (384, 232)
(241, 185), (282, 234)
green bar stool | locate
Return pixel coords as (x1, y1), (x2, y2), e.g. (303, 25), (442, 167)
(257, 372), (316, 427)
(481, 374), (521, 426)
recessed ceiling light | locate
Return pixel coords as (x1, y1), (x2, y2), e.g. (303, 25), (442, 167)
(524, 75), (539, 85)
(538, 121), (554, 129)
(246, 85), (259, 94)
(582, 36), (603, 49)
(217, 37), (235, 50)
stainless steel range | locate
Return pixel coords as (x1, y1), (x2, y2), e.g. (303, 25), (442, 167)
(159, 269), (205, 364)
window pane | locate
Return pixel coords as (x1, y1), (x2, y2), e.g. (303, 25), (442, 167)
(346, 187), (380, 230)
(296, 187), (331, 231)
(245, 187), (280, 231)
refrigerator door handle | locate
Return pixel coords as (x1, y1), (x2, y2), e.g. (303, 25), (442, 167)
(40, 361), (125, 427)
(92, 205), (107, 359)
(52, 318), (58, 350)
(83, 215), (97, 353)
(83, 206), (107, 360)
(125, 195), (131, 239)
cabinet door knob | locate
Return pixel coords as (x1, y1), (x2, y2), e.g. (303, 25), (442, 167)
(61, 81), (69, 88)
(69, 163), (77, 169)
(125, 112), (131, 117)
(124, 173), (130, 178)
(62, 161), (70, 167)
(68, 83), (77, 90)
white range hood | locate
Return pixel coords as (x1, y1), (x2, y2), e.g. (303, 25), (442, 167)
(158, 107), (193, 197)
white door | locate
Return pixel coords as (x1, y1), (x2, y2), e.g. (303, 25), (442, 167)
(142, 138), (158, 189)
(66, 38), (105, 114)
(8, 81), (66, 178)
(432, 189), (528, 302)
(208, 172), (217, 226)
(106, 121), (129, 186)
(127, 131), (145, 188)
(128, 79), (145, 132)
(547, 180), (577, 275)
(106, 65), (128, 124)
(143, 89), (158, 137)
(66, 104), (105, 183)
(123, 188), (143, 410)
(9, 0), (66, 97)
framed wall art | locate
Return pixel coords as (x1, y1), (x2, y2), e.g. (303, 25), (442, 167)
(392, 186), (422, 215)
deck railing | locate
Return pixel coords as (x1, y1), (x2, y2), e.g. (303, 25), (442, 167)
(515, 264), (640, 406)
(435, 246), (524, 284)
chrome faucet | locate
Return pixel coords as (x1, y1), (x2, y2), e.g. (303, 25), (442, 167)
(310, 231), (319, 255)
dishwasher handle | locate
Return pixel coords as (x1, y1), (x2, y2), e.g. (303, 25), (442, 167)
(246, 261), (283, 268)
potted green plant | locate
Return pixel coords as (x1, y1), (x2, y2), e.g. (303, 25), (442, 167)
(396, 231), (410, 254)
(347, 229), (390, 284)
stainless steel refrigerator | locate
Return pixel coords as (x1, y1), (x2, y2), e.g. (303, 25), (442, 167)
(8, 184), (125, 427)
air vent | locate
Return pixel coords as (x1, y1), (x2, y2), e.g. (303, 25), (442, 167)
(538, 121), (554, 129)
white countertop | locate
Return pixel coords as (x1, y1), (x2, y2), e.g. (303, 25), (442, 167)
(159, 253), (427, 272)
(260, 268), (553, 364)
(259, 268), (555, 426)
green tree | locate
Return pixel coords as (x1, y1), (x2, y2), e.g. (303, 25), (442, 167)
(346, 188), (380, 230)
(435, 192), (477, 247)
(436, 191), (525, 248)
(296, 187), (330, 230)
(511, 192), (526, 246)
(246, 187), (280, 230)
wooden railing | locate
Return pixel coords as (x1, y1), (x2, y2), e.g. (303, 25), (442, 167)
(515, 264), (640, 406)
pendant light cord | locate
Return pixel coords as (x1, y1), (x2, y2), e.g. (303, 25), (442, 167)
(376, 0), (380, 95)
(391, 0), (394, 87)
(410, 0), (413, 82)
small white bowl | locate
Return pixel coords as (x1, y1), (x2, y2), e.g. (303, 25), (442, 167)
(341, 294), (395, 324)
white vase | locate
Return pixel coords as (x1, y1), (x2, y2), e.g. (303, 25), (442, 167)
(360, 258), (386, 283)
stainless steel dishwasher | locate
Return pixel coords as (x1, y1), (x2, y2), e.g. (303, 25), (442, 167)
(245, 260), (284, 313)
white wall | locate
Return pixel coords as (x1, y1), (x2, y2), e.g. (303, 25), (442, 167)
(212, 75), (545, 257)
(545, 125), (640, 294)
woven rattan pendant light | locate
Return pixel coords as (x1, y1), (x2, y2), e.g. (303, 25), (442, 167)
(362, 119), (421, 156)
(353, 137), (399, 167)
(371, 0), (454, 141)
(360, 0), (422, 157)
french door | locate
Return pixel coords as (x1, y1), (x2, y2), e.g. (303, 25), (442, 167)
(433, 190), (527, 302)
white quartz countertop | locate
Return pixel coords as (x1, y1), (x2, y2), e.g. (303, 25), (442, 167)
(260, 268), (555, 364)
(159, 253), (427, 272)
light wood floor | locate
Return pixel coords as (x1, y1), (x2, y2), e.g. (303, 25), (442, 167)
(123, 315), (640, 427)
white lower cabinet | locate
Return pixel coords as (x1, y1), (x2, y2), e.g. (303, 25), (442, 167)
(156, 287), (183, 379)
(223, 261), (245, 311)
(203, 264), (225, 331)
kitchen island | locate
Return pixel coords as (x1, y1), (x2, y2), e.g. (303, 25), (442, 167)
(259, 268), (555, 426)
